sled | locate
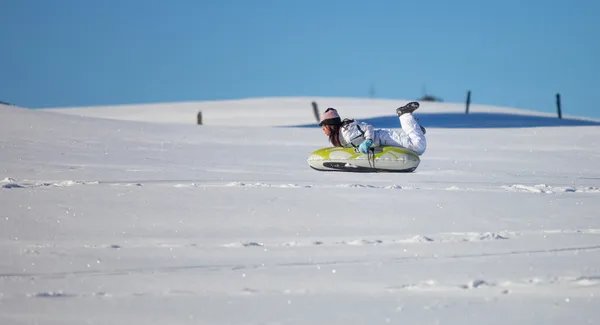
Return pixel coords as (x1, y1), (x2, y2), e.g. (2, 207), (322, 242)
(307, 146), (420, 173)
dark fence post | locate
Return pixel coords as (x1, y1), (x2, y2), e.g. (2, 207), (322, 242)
(465, 90), (471, 114)
(312, 101), (320, 123)
(197, 111), (202, 125)
(556, 93), (562, 119)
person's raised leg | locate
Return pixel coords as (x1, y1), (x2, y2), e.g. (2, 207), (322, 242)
(398, 113), (427, 155)
(397, 101), (426, 134)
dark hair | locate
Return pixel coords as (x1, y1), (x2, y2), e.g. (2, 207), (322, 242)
(327, 119), (354, 147)
(328, 125), (342, 147)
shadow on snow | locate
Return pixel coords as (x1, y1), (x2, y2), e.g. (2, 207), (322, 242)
(288, 112), (600, 129)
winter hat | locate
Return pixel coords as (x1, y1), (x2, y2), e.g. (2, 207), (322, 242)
(319, 108), (342, 126)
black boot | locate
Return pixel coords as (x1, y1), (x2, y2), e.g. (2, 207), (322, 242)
(396, 101), (420, 116)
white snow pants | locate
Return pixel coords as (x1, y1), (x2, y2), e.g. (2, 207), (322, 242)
(376, 114), (427, 155)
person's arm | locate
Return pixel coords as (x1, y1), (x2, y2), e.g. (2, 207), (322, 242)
(358, 121), (375, 142)
(356, 121), (375, 153)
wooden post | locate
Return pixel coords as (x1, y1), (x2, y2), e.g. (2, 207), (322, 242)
(465, 90), (471, 114)
(312, 101), (319, 123)
(197, 111), (202, 125)
(556, 93), (562, 119)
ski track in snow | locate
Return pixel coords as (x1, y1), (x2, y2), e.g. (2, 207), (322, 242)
(3, 233), (600, 299)
(4, 274), (599, 301)
(13, 274), (600, 300)
(220, 229), (600, 248)
(11, 228), (600, 252)
(2, 177), (599, 194)
(3, 244), (600, 283)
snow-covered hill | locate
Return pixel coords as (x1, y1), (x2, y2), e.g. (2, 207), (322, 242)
(42, 97), (600, 127)
(2, 98), (599, 325)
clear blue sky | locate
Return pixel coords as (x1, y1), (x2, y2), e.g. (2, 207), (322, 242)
(1, 0), (598, 118)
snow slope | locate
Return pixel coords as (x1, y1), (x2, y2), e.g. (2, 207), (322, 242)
(2, 99), (600, 325)
(41, 97), (600, 127)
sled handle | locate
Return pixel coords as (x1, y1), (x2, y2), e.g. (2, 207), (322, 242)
(353, 147), (378, 154)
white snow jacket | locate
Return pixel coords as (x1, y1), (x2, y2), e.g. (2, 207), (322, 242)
(338, 119), (377, 148)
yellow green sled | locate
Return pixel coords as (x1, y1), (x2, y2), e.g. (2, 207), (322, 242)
(307, 146), (421, 172)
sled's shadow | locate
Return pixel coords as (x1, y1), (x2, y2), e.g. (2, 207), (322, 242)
(291, 112), (600, 129)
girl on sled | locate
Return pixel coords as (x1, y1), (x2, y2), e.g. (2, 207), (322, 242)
(319, 101), (427, 156)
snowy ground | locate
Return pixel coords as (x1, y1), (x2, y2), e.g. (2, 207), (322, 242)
(1, 98), (600, 324)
